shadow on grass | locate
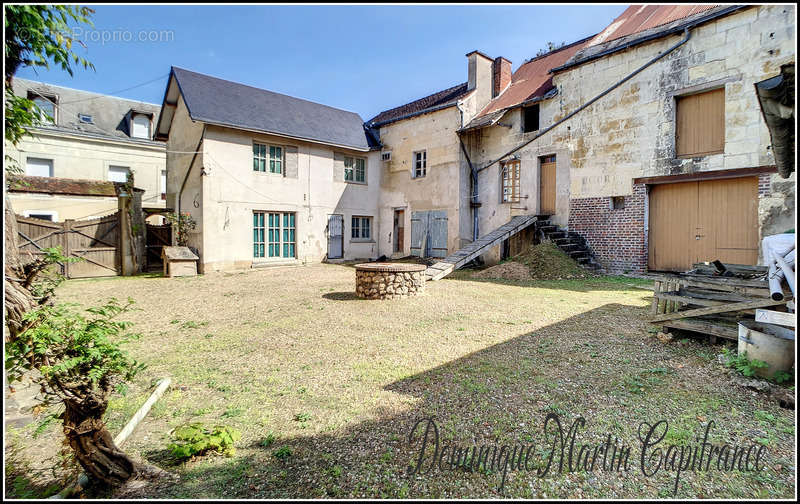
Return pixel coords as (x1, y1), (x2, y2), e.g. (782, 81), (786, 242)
(445, 269), (654, 294)
(321, 291), (361, 301)
(103, 301), (781, 499)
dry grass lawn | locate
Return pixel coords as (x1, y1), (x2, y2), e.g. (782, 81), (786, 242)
(5, 263), (795, 499)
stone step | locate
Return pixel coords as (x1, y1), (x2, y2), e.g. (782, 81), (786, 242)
(547, 231), (567, 239)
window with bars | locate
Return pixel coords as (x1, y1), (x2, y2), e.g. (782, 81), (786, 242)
(501, 159), (521, 203)
(351, 216), (372, 240)
(413, 150), (427, 178)
(253, 143), (283, 173)
(254, 211), (296, 258)
(344, 156), (366, 183)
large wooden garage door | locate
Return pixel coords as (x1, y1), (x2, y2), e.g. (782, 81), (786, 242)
(648, 176), (759, 271)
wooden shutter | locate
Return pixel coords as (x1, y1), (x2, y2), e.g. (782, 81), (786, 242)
(676, 88), (725, 157)
(333, 152), (344, 182)
(284, 145), (298, 178)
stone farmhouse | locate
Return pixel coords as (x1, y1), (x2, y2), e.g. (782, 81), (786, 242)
(157, 4), (795, 275)
(7, 78), (166, 223)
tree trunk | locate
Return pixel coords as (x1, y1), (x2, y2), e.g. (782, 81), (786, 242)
(63, 398), (141, 486)
(4, 195), (36, 341)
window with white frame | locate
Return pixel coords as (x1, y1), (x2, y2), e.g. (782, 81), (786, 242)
(254, 211), (295, 258)
(351, 216), (372, 240)
(161, 170), (167, 200)
(253, 143), (282, 174)
(344, 156), (366, 183)
(413, 150), (427, 178)
(29, 94), (56, 124)
(26, 157), (53, 177)
(501, 159), (521, 203)
(131, 113), (151, 139)
(108, 166), (130, 183)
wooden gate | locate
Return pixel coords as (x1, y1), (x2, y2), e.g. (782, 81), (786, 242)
(146, 223), (172, 271)
(648, 176), (759, 271)
(16, 213), (120, 278)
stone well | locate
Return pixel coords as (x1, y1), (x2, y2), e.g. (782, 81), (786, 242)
(354, 263), (427, 299)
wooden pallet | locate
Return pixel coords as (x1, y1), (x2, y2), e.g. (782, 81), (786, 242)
(645, 267), (791, 341)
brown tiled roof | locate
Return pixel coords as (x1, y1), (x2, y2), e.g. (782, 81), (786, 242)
(8, 175), (142, 197)
(554, 5), (741, 73)
(461, 37), (592, 131)
(587, 5), (719, 47)
(367, 82), (471, 126)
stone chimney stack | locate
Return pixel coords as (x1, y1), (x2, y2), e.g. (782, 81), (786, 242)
(466, 50), (494, 112)
(493, 57), (512, 97)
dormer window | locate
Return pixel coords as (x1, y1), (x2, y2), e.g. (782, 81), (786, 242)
(28, 92), (56, 124)
(131, 113), (152, 139)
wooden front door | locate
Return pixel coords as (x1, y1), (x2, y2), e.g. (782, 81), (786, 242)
(393, 209), (404, 253)
(539, 155), (557, 215)
(648, 176), (759, 271)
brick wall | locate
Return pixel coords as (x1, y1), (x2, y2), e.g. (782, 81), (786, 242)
(568, 183), (648, 274)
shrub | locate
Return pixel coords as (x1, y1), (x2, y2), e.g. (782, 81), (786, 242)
(168, 423), (241, 460)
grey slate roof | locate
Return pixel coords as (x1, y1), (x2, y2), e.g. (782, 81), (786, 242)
(366, 82), (470, 127)
(171, 67), (372, 151)
(10, 77), (163, 146)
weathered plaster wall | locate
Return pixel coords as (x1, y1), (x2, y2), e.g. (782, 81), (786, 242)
(197, 125), (381, 271)
(164, 93), (205, 256)
(7, 132), (165, 218)
(377, 106), (469, 258)
(550, 5), (795, 272)
(462, 97), (573, 264)
(8, 193), (119, 221)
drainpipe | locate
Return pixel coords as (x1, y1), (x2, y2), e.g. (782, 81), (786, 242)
(177, 125), (206, 219)
(456, 101), (480, 241)
(476, 26), (693, 174)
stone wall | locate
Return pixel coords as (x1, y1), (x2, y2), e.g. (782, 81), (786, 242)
(355, 269), (425, 299)
(552, 5), (795, 271)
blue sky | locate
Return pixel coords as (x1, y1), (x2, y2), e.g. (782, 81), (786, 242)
(15, 4), (626, 121)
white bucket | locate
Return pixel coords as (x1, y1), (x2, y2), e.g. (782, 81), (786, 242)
(737, 320), (795, 378)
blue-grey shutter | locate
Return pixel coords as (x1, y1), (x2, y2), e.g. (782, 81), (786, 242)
(410, 211), (426, 257)
(333, 152), (344, 182)
(428, 210), (448, 258)
(284, 145), (298, 178)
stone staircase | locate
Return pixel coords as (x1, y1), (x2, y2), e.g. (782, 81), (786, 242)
(535, 219), (601, 272)
(424, 214), (541, 281)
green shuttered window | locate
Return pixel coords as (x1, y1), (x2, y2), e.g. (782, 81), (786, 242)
(344, 156), (366, 183)
(253, 143), (283, 174)
(254, 211), (296, 258)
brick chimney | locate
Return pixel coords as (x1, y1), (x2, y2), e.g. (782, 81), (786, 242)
(493, 57), (512, 97)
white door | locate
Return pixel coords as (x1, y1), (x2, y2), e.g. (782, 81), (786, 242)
(327, 214), (343, 259)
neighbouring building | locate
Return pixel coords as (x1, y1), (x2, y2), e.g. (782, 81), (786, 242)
(7, 78), (166, 222)
(155, 67), (381, 272)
